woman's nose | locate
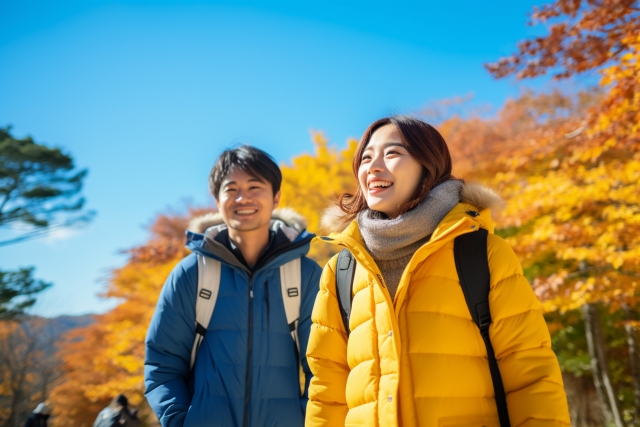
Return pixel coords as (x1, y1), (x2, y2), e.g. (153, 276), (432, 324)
(368, 154), (385, 173)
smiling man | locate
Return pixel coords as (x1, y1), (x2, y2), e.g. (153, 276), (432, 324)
(144, 145), (322, 427)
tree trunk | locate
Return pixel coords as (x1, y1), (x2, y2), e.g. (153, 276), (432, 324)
(624, 307), (640, 426)
(583, 303), (625, 427)
(563, 372), (607, 427)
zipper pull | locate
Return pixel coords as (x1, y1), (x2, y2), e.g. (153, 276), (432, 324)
(250, 289), (254, 298)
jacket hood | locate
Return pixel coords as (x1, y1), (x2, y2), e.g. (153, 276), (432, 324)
(320, 181), (504, 234)
(188, 207), (308, 242)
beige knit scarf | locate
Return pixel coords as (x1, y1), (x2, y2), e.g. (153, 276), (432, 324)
(357, 180), (463, 299)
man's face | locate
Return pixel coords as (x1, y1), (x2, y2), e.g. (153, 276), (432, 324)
(216, 167), (280, 235)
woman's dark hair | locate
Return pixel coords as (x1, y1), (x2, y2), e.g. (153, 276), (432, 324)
(209, 145), (282, 198)
(338, 115), (454, 218)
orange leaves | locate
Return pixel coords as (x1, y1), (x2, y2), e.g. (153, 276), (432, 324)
(486, 0), (640, 80)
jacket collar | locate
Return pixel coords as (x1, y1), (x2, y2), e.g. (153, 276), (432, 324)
(186, 208), (314, 271)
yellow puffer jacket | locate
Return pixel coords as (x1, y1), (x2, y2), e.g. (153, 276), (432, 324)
(306, 184), (570, 427)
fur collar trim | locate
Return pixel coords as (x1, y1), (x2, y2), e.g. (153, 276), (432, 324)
(188, 208), (308, 242)
(320, 181), (504, 234)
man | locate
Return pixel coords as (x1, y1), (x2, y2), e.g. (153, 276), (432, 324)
(144, 145), (322, 427)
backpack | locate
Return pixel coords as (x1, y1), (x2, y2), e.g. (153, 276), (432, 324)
(335, 229), (510, 427)
(189, 254), (303, 382)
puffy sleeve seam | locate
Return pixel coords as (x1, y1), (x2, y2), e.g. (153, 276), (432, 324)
(491, 272), (525, 290)
(505, 377), (565, 394)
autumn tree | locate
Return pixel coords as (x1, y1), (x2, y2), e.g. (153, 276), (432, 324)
(484, 2), (640, 424)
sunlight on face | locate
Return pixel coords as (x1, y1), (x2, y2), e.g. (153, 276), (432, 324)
(216, 167), (280, 235)
(357, 124), (423, 218)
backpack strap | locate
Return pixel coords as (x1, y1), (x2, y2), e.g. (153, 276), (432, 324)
(454, 229), (510, 427)
(280, 258), (303, 394)
(336, 248), (356, 335)
(191, 254), (221, 369)
(280, 258), (302, 352)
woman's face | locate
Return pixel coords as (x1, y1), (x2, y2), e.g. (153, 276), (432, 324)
(358, 124), (423, 218)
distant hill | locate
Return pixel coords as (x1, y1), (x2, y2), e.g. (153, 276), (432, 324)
(21, 313), (96, 348)
(40, 313), (95, 337)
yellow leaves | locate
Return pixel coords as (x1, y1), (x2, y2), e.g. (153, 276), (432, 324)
(280, 131), (358, 264)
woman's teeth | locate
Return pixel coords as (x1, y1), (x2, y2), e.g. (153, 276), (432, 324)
(370, 181), (392, 188)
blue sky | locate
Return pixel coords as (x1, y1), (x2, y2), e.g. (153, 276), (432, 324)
(1, 0), (550, 317)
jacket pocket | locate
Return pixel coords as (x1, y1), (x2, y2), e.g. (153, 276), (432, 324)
(437, 416), (500, 427)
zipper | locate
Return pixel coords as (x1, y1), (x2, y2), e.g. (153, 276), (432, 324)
(244, 275), (254, 427)
(264, 280), (270, 330)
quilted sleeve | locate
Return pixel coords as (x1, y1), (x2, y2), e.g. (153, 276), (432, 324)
(144, 255), (197, 427)
(487, 234), (571, 427)
(305, 255), (350, 427)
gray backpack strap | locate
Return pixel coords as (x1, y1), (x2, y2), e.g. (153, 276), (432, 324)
(336, 248), (356, 335)
(190, 254), (221, 369)
(279, 258), (302, 393)
(280, 258), (302, 350)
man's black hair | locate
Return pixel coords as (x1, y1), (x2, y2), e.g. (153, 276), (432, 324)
(209, 145), (282, 198)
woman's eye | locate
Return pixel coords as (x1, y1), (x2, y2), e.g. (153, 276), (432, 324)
(361, 155), (372, 162)
(386, 150), (400, 156)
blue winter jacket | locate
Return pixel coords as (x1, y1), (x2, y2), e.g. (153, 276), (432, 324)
(144, 210), (322, 427)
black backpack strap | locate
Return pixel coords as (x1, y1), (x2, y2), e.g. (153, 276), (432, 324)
(454, 229), (510, 427)
(336, 248), (356, 336)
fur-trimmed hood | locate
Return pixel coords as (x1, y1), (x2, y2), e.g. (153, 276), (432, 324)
(188, 207), (309, 243)
(320, 181), (504, 234)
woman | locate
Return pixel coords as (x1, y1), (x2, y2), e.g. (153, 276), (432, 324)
(305, 116), (570, 427)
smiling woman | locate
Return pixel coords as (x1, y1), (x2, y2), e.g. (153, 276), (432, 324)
(305, 115), (571, 427)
